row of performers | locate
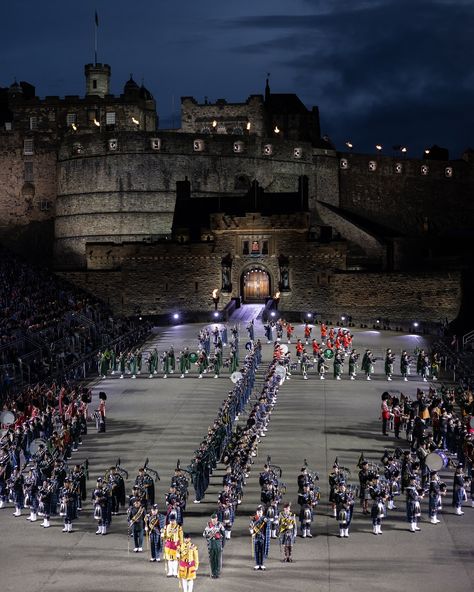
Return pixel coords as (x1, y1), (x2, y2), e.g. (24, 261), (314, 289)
(97, 345), (245, 380)
(194, 360), (285, 578)
(328, 458), (472, 536)
(276, 348), (440, 381)
(263, 321), (354, 348)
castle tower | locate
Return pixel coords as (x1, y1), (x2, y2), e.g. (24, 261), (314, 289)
(84, 63), (111, 97)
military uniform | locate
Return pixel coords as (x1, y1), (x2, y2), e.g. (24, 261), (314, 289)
(178, 536), (199, 592)
(162, 515), (184, 576)
(278, 505), (297, 562)
(203, 515), (225, 578)
(249, 506), (270, 570)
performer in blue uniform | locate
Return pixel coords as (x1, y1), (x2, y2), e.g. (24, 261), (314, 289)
(249, 505), (270, 570)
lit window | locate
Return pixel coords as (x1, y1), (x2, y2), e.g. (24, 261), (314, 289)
(106, 112), (116, 125)
(445, 166), (453, 178)
(108, 138), (118, 151)
(66, 113), (77, 126)
(5, 122), (12, 131)
(421, 164), (429, 176)
(29, 117), (38, 130)
(151, 138), (161, 150)
(23, 138), (34, 155)
(368, 160), (377, 171)
(263, 144), (273, 156)
(340, 158), (348, 169)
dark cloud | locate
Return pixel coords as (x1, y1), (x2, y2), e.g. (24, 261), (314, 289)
(226, 0), (474, 155)
(1, 0), (472, 157)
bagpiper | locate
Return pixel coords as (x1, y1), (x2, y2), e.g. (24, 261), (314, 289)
(334, 482), (354, 538)
(348, 349), (359, 380)
(385, 349), (395, 381)
(92, 477), (111, 535)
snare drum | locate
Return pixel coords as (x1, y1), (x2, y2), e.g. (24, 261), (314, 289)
(426, 450), (449, 472)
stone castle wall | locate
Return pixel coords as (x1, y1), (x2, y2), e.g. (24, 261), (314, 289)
(59, 266), (461, 325)
(337, 153), (473, 237)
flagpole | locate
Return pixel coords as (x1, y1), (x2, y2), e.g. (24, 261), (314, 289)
(94, 11), (99, 65)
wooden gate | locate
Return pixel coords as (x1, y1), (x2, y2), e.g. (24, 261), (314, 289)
(242, 269), (270, 302)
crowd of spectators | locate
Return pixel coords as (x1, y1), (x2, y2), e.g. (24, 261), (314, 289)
(0, 245), (151, 398)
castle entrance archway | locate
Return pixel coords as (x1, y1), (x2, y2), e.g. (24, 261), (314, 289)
(241, 267), (270, 302)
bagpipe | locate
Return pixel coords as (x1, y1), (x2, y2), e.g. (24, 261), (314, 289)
(333, 457), (351, 481)
(143, 457), (160, 481)
(107, 457), (129, 480)
(303, 458), (320, 484)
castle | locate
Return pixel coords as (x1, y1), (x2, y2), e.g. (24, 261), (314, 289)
(0, 63), (470, 324)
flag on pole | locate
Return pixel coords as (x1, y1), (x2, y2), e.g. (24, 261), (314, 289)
(95, 11), (99, 27)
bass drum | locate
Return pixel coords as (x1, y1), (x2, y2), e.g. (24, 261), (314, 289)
(426, 450), (449, 471)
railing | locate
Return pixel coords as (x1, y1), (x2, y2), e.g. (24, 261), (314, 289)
(462, 329), (474, 349)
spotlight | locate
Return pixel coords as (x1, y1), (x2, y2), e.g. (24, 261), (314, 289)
(401, 146), (407, 153)
(306, 313), (312, 318)
(413, 321), (419, 328)
(173, 313), (179, 320)
(345, 141), (353, 149)
(375, 144), (383, 151)
(213, 311), (219, 318)
(341, 316), (346, 321)
(270, 311), (276, 317)
(376, 319), (380, 324)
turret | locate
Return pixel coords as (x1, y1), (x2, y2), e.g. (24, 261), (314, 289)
(84, 63), (111, 98)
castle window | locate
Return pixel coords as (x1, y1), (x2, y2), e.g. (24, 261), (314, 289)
(445, 166), (453, 178)
(294, 147), (303, 159)
(195, 282), (199, 292)
(262, 241), (269, 255)
(66, 113), (77, 126)
(23, 138), (34, 155)
(151, 138), (161, 150)
(368, 160), (377, 171)
(24, 161), (33, 182)
(251, 240), (260, 254)
(394, 162), (403, 174)
(92, 79), (97, 89)
(340, 158), (349, 169)
(217, 125), (227, 134)
(243, 241), (249, 255)
(421, 164), (429, 176)
(29, 117), (38, 130)
(201, 127), (211, 134)
(106, 112), (116, 125)
(263, 144), (273, 156)
(40, 200), (51, 212)
(108, 138), (118, 151)
(233, 127), (243, 135)
(5, 122), (12, 131)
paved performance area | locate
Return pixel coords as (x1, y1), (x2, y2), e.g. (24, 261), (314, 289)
(0, 321), (472, 592)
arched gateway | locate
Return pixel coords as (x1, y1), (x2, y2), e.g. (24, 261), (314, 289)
(241, 267), (271, 302)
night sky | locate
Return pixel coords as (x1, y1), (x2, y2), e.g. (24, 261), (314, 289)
(2, 0), (473, 158)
